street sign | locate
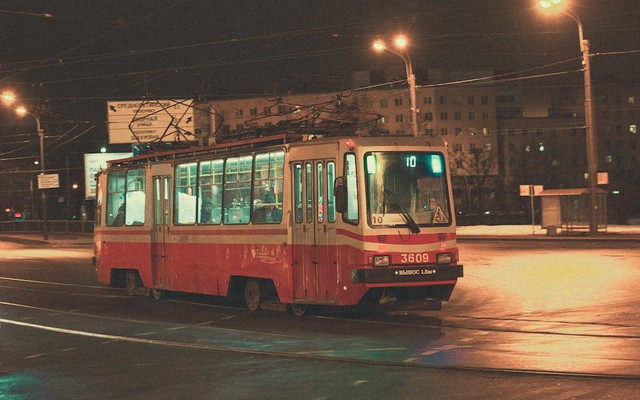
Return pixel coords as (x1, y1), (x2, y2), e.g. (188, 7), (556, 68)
(84, 152), (132, 199)
(519, 184), (543, 196)
(107, 99), (196, 144)
(37, 174), (59, 189)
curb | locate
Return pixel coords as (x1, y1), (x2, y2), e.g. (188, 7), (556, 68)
(457, 235), (640, 243)
(0, 235), (93, 247)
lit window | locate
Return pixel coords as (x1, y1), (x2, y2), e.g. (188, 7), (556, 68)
(630, 125), (637, 134)
(605, 155), (613, 163)
(484, 143), (491, 152)
(629, 96), (635, 104)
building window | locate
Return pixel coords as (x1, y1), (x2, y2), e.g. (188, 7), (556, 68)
(250, 107), (258, 116)
(617, 125), (623, 134)
(484, 143), (492, 152)
(439, 96), (446, 104)
(631, 124), (637, 134)
(630, 110), (636, 119)
(470, 143), (477, 151)
(395, 114), (403, 122)
(508, 143), (515, 151)
(615, 110), (623, 120)
(481, 96), (489, 105)
(425, 128), (434, 136)
(453, 143), (462, 152)
(455, 127), (462, 135)
(468, 112), (475, 120)
(629, 96), (635, 104)
(424, 112), (433, 121)
(380, 99), (388, 108)
(605, 155), (613, 163)
(440, 112), (448, 120)
(456, 159), (463, 169)
(394, 98), (403, 106)
(469, 128), (475, 136)
(423, 96), (432, 104)
(467, 96), (475, 105)
(482, 112), (489, 120)
(615, 95), (622, 104)
(454, 112), (462, 120)
(440, 128), (448, 136)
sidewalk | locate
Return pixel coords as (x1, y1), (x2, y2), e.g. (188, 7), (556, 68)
(0, 233), (93, 247)
(456, 224), (640, 242)
(0, 225), (639, 246)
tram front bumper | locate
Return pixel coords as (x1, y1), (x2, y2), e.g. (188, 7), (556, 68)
(351, 264), (463, 284)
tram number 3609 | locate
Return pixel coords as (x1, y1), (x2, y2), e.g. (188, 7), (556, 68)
(400, 253), (429, 263)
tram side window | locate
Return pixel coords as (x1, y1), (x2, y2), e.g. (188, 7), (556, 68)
(344, 153), (359, 224)
(252, 151), (284, 223)
(198, 159), (223, 224)
(327, 161), (336, 222)
(175, 162), (197, 224)
(224, 155), (252, 224)
(293, 164), (303, 223)
(106, 171), (125, 226)
(125, 169), (146, 226)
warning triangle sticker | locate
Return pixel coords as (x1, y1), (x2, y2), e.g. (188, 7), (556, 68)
(432, 205), (449, 224)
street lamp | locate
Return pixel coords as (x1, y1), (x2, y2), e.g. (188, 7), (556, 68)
(16, 105), (49, 240)
(373, 35), (419, 137)
(538, 0), (599, 235)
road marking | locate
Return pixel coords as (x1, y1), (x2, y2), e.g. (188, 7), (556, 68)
(365, 347), (406, 352)
(0, 276), (119, 290)
(134, 332), (156, 337)
(0, 301), (303, 339)
(58, 348), (77, 352)
(196, 320), (216, 326)
(24, 353), (47, 359)
(166, 326), (188, 331)
(0, 284), (125, 298)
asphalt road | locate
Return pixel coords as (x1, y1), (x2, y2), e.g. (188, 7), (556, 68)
(1, 241), (639, 399)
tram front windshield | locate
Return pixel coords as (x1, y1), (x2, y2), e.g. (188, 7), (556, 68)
(364, 152), (451, 228)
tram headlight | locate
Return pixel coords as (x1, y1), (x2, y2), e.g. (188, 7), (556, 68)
(373, 255), (390, 267)
(436, 252), (453, 264)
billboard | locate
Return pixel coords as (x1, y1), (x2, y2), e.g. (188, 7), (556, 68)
(107, 99), (196, 144)
(83, 152), (132, 199)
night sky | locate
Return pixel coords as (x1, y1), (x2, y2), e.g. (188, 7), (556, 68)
(0, 0), (638, 151)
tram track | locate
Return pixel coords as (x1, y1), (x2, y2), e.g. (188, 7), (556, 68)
(1, 305), (639, 382)
(1, 275), (640, 340)
(2, 275), (640, 380)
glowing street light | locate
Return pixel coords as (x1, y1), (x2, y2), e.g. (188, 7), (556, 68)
(537, 0), (600, 236)
(372, 35), (419, 137)
(2, 91), (16, 105)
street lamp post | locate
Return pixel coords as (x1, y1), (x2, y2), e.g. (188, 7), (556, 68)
(373, 36), (419, 137)
(16, 106), (48, 240)
(539, 0), (599, 235)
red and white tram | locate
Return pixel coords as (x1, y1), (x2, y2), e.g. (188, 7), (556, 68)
(94, 133), (463, 312)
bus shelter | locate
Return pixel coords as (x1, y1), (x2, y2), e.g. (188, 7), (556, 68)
(538, 188), (608, 234)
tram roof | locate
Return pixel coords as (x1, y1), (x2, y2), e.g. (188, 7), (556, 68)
(106, 131), (446, 168)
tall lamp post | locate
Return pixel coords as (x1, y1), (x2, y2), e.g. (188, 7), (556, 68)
(539, 0), (599, 235)
(15, 106), (48, 240)
(373, 35), (419, 137)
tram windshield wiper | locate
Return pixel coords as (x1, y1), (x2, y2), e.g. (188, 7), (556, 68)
(383, 189), (420, 234)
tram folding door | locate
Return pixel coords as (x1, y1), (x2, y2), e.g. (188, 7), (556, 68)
(291, 159), (338, 303)
(152, 176), (172, 289)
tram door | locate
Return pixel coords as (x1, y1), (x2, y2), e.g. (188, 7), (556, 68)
(292, 160), (337, 301)
(152, 176), (172, 288)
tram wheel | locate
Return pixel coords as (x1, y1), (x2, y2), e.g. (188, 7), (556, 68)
(244, 279), (261, 311)
(151, 288), (164, 300)
(125, 271), (138, 296)
(290, 304), (308, 317)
